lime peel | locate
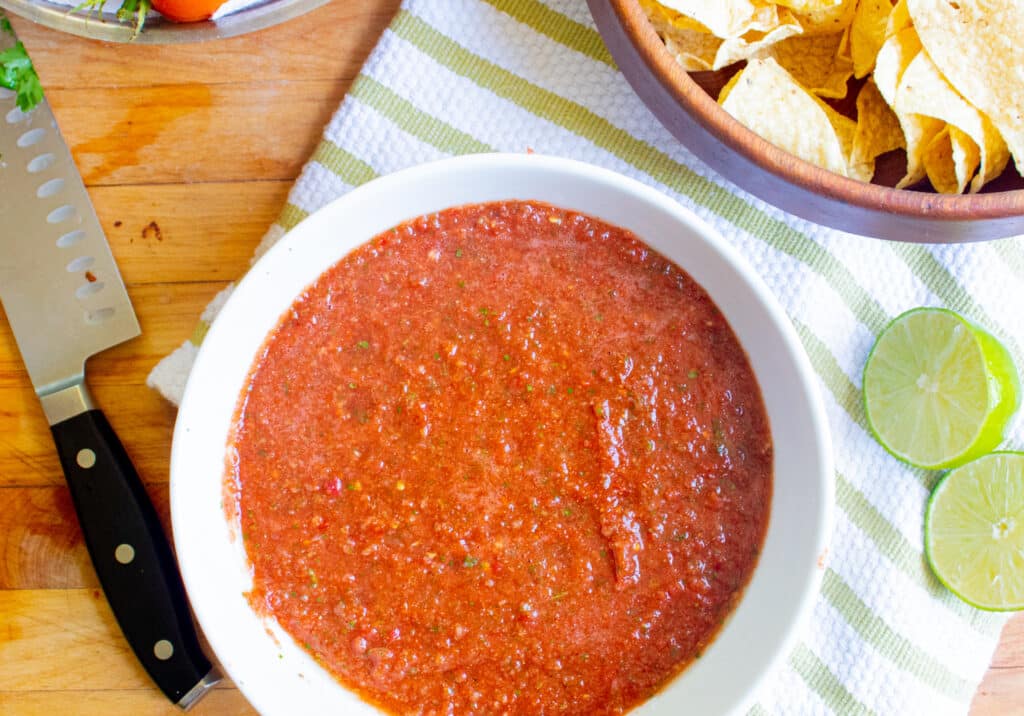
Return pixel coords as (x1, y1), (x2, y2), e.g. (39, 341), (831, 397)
(863, 307), (1020, 470)
(925, 452), (1024, 611)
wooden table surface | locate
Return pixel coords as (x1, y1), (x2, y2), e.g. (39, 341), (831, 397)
(0, 1), (1021, 713)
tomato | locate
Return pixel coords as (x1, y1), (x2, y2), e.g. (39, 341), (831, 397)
(151, 0), (226, 22)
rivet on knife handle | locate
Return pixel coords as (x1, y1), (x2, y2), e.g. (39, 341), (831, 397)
(50, 393), (220, 707)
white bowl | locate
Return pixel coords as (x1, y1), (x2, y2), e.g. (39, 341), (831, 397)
(171, 153), (833, 715)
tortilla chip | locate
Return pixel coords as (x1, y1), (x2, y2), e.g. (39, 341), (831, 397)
(640, 0), (706, 33)
(851, 79), (905, 179)
(717, 69), (744, 104)
(923, 127), (980, 194)
(845, 152), (876, 182)
(643, 1), (722, 71)
(873, 25), (921, 105)
(894, 51), (1009, 192)
(645, 1), (804, 71)
(643, 0), (1018, 191)
(850, 0), (892, 78)
(794, 0), (857, 35)
(774, 0), (845, 12)
(713, 12), (804, 69)
(661, 30), (721, 72)
(720, 57), (850, 176)
(898, 113), (944, 188)
(879, 43), (940, 187)
(758, 32), (854, 98)
(906, 0), (1024, 174)
(654, 0), (779, 38)
(742, 4), (802, 35)
(885, 0), (911, 37)
(817, 96), (873, 181)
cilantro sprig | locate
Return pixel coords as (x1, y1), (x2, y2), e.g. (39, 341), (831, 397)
(74, 0), (152, 38)
(0, 15), (43, 112)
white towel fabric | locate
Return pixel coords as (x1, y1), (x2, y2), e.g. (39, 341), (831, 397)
(149, 1), (1024, 713)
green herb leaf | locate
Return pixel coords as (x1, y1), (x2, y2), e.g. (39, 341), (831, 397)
(115, 0), (150, 38)
(0, 39), (42, 112)
(462, 555), (480, 568)
(357, 340), (370, 350)
(71, 0), (149, 39)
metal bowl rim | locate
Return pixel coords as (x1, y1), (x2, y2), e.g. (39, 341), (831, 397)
(0, 0), (332, 43)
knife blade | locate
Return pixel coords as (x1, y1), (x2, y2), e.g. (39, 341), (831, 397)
(0, 38), (218, 710)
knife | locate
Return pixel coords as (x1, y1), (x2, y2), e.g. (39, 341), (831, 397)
(0, 38), (219, 710)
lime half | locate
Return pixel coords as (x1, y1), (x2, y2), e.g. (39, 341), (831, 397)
(863, 308), (1020, 470)
(925, 452), (1024, 611)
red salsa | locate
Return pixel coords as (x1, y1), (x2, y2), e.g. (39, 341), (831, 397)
(230, 201), (772, 714)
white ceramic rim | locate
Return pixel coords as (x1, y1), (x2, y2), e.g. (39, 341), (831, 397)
(171, 153), (834, 716)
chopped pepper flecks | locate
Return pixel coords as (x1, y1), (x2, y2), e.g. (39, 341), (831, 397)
(231, 201), (772, 715)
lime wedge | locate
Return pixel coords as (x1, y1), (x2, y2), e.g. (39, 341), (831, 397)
(863, 308), (1020, 470)
(925, 452), (1024, 611)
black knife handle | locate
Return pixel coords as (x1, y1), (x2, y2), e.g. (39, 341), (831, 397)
(51, 408), (214, 706)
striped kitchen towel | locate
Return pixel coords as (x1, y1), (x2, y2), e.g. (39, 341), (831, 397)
(148, 1), (1024, 713)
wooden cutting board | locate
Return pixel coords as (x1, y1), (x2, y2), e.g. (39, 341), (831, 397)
(0, 0), (1020, 713)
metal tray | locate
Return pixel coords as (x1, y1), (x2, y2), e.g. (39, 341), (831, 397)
(0, 0), (330, 43)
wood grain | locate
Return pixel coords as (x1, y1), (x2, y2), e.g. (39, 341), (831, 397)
(0, 281), (229, 493)
(2, 3), (398, 710)
(0, 689), (255, 716)
(0, 487), (101, 590)
(973, 619), (1024, 715)
(91, 181), (291, 283)
(1, 589), (167, 691)
(49, 81), (347, 186)
(1, 0), (1020, 713)
(0, 592), (256, 712)
(0, 486), (175, 589)
(14, 3), (397, 89)
(1, 282), (230, 389)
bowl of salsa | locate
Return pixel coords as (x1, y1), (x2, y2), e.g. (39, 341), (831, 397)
(171, 153), (833, 715)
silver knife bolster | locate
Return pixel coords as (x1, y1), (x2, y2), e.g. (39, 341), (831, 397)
(176, 669), (222, 711)
(39, 379), (95, 426)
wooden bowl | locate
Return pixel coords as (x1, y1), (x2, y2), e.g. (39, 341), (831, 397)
(587, 0), (1024, 243)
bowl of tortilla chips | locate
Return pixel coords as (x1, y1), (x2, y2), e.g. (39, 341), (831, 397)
(588, 0), (1024, 242)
